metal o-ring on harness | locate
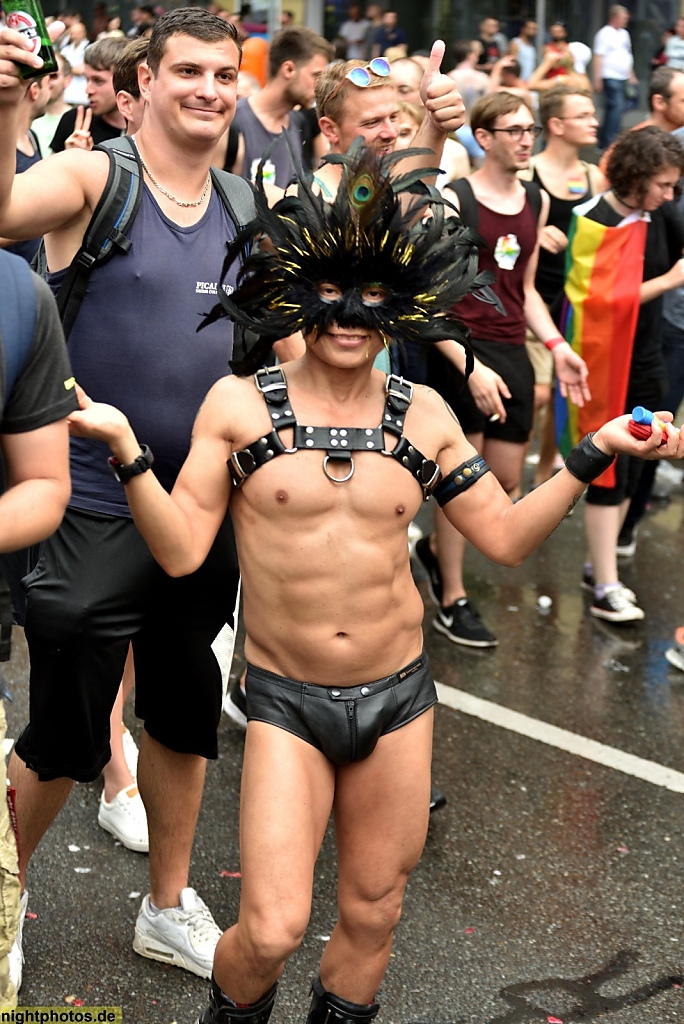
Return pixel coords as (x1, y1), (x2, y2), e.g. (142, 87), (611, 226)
(323, 455), (355, 484)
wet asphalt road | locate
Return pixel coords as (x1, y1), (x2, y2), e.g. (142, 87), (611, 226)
(6, 464), (684, 1024)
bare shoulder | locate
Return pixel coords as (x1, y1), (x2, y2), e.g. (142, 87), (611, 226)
(410, 381), (464, 437)
(201, 373), (264, 438)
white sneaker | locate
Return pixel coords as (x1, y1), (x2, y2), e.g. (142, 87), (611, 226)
(8, 889), (28, 993)
(98, 786), (149, 853)
(122, 727), (139, 778)
(133, 887), (221, 979)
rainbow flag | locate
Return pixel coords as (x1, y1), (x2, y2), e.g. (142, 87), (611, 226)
(555, 196), (647, 487)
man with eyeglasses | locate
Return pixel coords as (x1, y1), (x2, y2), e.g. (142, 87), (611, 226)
(417, 91), (590, 648)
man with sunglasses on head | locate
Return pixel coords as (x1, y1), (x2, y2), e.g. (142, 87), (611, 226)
(417, 91), (590, 648)
(312, 43), (465, 198)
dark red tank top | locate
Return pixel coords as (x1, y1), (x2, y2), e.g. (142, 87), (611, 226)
(456, 188), (538, 345)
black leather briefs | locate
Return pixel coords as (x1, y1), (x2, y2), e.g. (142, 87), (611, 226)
(244, 653), (437, 766)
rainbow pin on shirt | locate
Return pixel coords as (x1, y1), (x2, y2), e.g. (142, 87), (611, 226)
(567, 177), (586, 196)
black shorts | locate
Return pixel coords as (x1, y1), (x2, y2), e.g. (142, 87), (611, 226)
(586, 376), (666, 507)
(427, 339), (534, 443)
(14, 507), (239, 782)
(244, 653), (437, 766)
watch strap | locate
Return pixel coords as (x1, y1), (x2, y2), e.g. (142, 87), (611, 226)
(108, 444), (154, 484)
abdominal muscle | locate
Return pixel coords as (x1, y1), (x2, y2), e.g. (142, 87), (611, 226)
(235, 493), (426, 686)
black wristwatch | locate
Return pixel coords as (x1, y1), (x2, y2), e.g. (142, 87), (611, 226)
(108, 444), (154, 485)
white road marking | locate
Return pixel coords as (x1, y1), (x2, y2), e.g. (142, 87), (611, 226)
(436, 682), (684, 794)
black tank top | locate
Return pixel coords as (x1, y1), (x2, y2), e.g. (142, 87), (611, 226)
(533, 165), (593, 306)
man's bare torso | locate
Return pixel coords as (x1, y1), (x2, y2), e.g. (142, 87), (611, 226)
(222, 365), (456, 686)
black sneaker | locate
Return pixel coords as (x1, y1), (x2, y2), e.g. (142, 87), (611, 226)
(414, 536), (443, 606)
(590, 584), (644, 623)
(433, 598), (498, 647)
(429, 786), (447, 813)
(223, 675), (247, 729)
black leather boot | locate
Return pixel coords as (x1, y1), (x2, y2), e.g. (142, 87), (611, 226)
(197, 976), (277, 1023)
(306, 975), (380, 1023)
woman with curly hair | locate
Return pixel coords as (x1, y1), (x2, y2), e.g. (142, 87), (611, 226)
(562, 125), (684, 622)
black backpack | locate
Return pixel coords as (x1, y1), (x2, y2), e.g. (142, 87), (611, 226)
(32, 134), (257, 340)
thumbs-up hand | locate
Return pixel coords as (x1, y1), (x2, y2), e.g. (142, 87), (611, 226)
(419, 39), (466, 134)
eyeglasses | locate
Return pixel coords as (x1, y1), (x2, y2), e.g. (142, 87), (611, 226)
(489, 124), (543, 141)
(322, 57), (391, 114)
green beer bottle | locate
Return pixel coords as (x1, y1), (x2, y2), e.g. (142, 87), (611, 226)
(4, 0), (58, 79)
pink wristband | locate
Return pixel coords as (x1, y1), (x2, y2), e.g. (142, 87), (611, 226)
(544, 336), (565, 351)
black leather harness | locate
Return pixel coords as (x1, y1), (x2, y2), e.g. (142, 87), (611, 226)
(229, 367), (441, 496)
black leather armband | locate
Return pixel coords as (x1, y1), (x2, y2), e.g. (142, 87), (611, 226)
(432, 455), (490, 507)
(564, 432), (615, 484)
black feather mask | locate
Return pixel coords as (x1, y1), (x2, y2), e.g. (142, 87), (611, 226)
(203, 141), (501, 375)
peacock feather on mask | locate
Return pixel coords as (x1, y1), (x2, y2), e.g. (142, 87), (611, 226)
(202, 140), (502, 375)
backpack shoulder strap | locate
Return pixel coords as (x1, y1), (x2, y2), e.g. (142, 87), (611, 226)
(0, 251), (37, 407)
(209, 171), (258, 373)
(521, 178), (543, 223)
(445, 177), (478, 230)
(210, 168), (257, 229)
(224, 124), (240, 171)
(55, 134), (143, 339)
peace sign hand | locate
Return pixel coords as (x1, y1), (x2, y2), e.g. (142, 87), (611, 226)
(65, 105), (94, 150)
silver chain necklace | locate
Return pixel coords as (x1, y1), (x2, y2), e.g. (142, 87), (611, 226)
(131, 137), (211, 209)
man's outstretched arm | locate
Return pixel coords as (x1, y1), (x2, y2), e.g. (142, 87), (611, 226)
(432, 399), (684, 566)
